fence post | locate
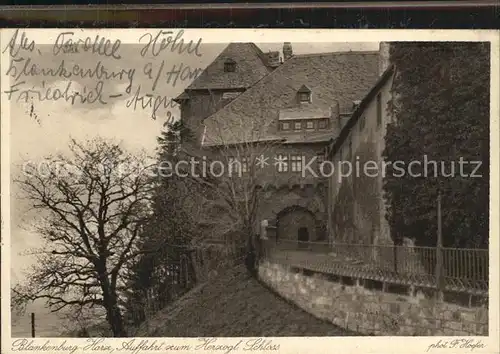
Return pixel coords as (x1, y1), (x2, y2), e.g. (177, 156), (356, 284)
(435, 191), (444, 301)
(393, 242), (398, 273)
(31, 313), (35, 338)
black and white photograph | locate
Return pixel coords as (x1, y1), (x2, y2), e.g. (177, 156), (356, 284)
(1, 28), (498, 352)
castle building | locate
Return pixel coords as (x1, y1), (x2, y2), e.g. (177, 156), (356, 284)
(327, 44), (394, 246)
(174, 42), (392, 246)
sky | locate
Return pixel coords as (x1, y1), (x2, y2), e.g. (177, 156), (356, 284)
(6, 34), (378, 336)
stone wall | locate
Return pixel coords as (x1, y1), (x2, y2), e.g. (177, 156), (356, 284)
(259, 261), (488, 336)
(329, 70), (394, 245)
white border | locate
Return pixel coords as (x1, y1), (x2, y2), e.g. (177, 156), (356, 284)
(1, 29), (498, 354)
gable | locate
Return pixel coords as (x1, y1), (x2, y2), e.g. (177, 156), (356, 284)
(186, 43), (273, 90)
(202, 51), (380, 146)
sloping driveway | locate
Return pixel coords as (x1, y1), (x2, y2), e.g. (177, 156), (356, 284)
(135, 265), (357, 337)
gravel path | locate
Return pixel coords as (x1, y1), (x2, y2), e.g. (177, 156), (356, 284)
(136, 265), (357, 337)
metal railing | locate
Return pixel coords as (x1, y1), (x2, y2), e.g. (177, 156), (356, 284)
(260, 239), (488, 294)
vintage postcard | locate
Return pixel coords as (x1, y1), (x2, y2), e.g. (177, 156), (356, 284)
(1, 28), (499, 353)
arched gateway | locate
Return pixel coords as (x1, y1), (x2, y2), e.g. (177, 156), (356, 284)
(275, 205), (325, 245)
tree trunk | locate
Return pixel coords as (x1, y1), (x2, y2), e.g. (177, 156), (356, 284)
(97, 266), (127, 337)
(103, 290), (127, 337)
(107, 300), (127, 337)
(245, 229), (257, 276)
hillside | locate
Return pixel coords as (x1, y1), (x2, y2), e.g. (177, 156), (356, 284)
(135, 265), (357, 337)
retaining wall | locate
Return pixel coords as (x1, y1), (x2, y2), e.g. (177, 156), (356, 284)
(258, 261), (488, 336)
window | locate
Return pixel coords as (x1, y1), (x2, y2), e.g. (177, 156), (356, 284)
(298, 92), (311, 103)
(291, 155), (302, 172)
(276, 154), (288, 172)
(297, 85), (312, 103)
(317, 153), (325, 171)
(228, 157), (240, 174)
(318, 119), (327, 129)
(376, 93), (382, 127)
(306, 121), (314, 130)
(317, 153), (330, 174)
(228, 156), (248, 174)
(281, 122), (290, 131)
(317, 153), (325, 164)
(294, 121), (302, 130)
(359, 116), (365, 132)
(241, 157), (248, 173)
(224, 59), (236, 72)
(228, 157), (239, 174)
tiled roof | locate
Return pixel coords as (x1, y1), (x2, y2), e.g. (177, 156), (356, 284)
(282, 132), (335, 144)
(202, 51), (380, 146)
(278, 107), (332, 121)
(186, 43), (273, 90)
(173, 91), (190, 102)
(328, 65), (396, 158)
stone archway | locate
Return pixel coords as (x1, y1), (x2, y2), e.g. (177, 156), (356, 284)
(276, 205), (319, 245)
(257, 185), (329, 244)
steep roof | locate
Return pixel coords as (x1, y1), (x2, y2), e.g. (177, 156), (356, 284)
(278, 107), (331, 121)
(202, 51), (380, 146)
(328, 64), (396, 157)
(185, 42), (273, 91)
(282, 131), (334, 145)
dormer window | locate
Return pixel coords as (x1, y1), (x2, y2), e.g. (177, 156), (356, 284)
(224, 59), (236, 72)
(297, 85), (312, 103)
(298, 92), (310, 102)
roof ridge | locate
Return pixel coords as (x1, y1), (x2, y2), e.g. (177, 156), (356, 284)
(249, 42), (265, 55)
(249, 42), (275, 69)
(186, 43), (231, 90)
(186, 42), (270, 90)
(294, 50), (379, 58)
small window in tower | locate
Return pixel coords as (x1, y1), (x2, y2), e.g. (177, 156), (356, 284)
(294, 121), (302, 131)
(306, 121), (314, 130)
(224, 59), (236, 73)
(318, 119), (328, 129)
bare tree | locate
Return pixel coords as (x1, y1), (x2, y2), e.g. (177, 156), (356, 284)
(11, 288), (27, 325)
(184, 93), (284, 273)
(12, 138), (155, 337)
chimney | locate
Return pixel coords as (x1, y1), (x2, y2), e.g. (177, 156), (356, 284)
(283, 42), (293, 61)
(267, 51), (280, 68)
(379, 42), (391, 75)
